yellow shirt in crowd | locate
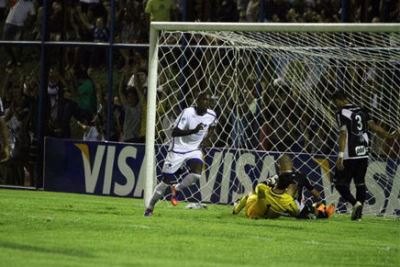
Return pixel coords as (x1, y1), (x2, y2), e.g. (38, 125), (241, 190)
(145, 0), (174, 21)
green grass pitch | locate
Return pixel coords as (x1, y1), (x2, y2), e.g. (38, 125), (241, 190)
(0, 189), (399, 267)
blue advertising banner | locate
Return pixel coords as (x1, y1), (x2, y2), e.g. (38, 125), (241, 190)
(44, 137), (146, 197)
(44, 137), (400, 216)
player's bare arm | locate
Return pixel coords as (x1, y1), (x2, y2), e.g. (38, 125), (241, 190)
(336, 129), (347, 171)
(368, 121), (400, 139)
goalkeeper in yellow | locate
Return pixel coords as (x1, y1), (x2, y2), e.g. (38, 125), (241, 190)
(232, 172), (299, 219)
(232, 154), (334, 219)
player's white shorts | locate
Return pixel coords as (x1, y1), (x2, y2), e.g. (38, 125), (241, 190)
(162, 150), (204, 174)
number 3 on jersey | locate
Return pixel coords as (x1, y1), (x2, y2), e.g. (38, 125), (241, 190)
(352, 112), (366, 134)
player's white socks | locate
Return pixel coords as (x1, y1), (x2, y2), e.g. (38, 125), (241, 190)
(148, 181), (169, 209)
(175, 173), (201, 192)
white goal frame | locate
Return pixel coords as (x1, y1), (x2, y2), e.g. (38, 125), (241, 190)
(144, 22), (400, 207)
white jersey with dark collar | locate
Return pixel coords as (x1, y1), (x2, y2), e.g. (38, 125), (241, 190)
(168, 107), (217, 153)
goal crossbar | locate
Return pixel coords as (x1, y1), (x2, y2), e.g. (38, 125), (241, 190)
(151, 22), (400, 33)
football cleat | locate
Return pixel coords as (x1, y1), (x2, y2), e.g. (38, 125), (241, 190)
(325, 204), (336, 218)
(144, 208), (153, 217)
(351, 201), (363, 221)
(170, 185), (179, 206)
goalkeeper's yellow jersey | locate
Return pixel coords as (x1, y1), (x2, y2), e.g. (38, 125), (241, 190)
(245, 184), (299, 219)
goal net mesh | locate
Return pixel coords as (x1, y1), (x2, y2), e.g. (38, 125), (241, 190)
(153, 27), (400, 216)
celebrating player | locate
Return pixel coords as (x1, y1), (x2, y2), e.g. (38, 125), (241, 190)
(144, 93), (217, 216)
(332, 90), (399, 221)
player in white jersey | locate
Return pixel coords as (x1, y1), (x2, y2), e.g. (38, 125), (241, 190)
(145, 93), (217, 216)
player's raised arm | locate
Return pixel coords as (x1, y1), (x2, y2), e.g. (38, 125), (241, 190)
(368, 121), (400, 139)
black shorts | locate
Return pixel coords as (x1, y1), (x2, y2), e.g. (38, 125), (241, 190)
(334, 158), (368, 186)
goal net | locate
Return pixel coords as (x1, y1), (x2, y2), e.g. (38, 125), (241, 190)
(145, 23), (400, 216)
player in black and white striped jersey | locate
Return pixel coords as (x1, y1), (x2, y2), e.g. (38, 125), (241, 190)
(332, 90), (400, 221)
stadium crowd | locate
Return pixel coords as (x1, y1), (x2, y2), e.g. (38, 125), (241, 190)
(0, 0), (399, 187)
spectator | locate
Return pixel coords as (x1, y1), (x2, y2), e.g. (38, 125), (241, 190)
(64, 2), (81, 41)
(111, 95), (124, 141)
(21, 69), (39, 186)
(145, 0), (176, 22)
(48, 0), (64, 41)
(77, 5), (109, 69)
(0, 67), (31, 186)
(96, 88), (123, 142)
(134, 68), (148, 143)
(78, 111), (104, 141)
(46, 92), (92, 139)
(286, 8), (299, 22)
(246, 0), (259, 22)
(62, 3), (83, 70)
(74, 66), (97, 115)
(2, 0), (36, 66)
(116, 7), (136, 68)
(33, 1), (63, 41)
(237, 0), (249, 21)
(118, 69), (144, 143)
(89, 16), (109, 42)
(3, 94), (30, 186)
(115, 2), (148, 68)
(0, 96), (10, 164)
(91, 17), (109, 68)
(46, 68), (92, 138)
(79, 0), (109, 25)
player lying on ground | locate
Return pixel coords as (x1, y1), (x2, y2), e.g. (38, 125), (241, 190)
(265, 154), (335, 219)
(232, 174), (299, 219)
(232, 154), (334, 219)
(267, 154), (321, 203)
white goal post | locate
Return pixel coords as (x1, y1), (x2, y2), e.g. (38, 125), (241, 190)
(144, 22), (400, 216)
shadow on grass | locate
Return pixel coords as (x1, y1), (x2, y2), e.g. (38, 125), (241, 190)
(0, 240), (94, 258)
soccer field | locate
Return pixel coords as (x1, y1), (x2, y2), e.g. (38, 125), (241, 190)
(0, 189), (398, 267)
